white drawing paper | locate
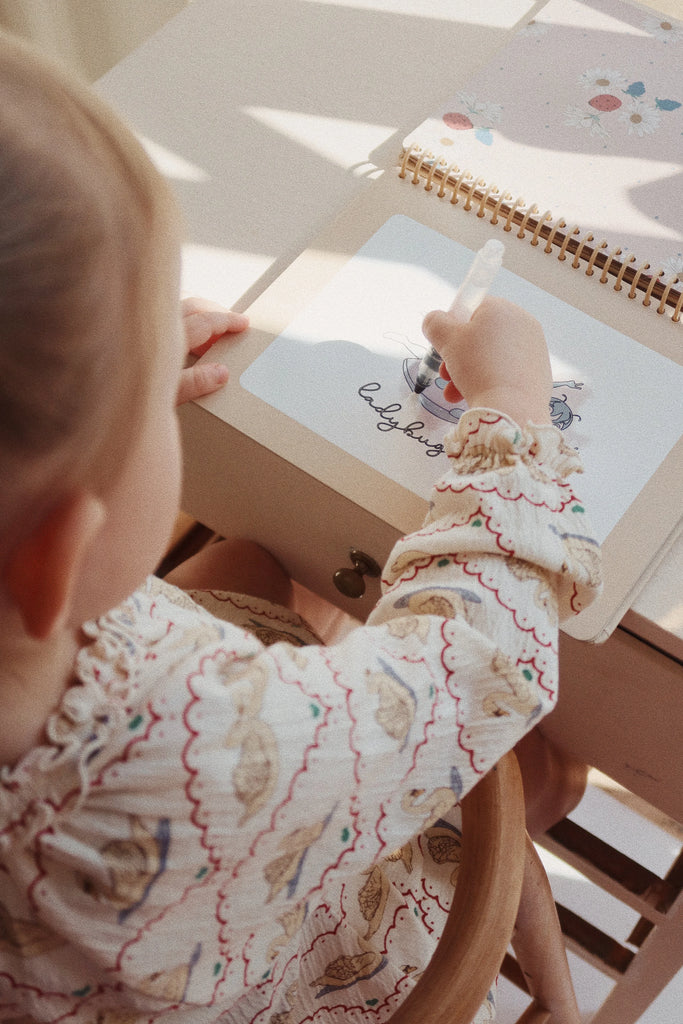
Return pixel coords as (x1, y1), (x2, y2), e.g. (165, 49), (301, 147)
(241, 215), (683, 544)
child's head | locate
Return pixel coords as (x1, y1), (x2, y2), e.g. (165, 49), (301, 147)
(0, 32), (185, 635)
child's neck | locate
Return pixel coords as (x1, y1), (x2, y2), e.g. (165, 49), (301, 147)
(0, 617), (81, 768)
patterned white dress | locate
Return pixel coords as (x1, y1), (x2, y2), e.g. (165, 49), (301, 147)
(0, 411), (601, 1023)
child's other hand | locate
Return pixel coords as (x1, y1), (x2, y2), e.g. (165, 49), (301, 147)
(422, 297), (552, 427)
(177, 296), (249, 406)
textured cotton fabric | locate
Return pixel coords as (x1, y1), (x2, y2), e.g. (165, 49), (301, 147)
(0, 411), (601, 1022)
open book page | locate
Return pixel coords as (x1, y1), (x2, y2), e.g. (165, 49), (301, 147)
(241, 214), (683, 548)
(403, 0), (683, 277)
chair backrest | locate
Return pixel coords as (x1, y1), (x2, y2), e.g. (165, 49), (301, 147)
(390, 749), (581, 1024)
(389, 750), (527, 1024)
(510, 834), (582, 1024)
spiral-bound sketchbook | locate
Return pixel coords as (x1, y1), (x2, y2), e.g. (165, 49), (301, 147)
(401, 0), (682, 319)
(236, 184), (683, 641)
(199, 0), (683, 641)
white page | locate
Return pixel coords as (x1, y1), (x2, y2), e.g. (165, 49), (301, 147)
(241, 214), (683, 544)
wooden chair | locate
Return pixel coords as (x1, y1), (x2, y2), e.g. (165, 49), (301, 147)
(534, 798), (682, 1024)
(393, 750), (580, 1024)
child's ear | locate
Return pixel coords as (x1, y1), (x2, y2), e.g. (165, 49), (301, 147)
(3, 491), (106, 640)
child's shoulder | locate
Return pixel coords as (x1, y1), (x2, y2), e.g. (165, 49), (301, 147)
(0, 580), (252, 806)
(73, 576), (236, 677)
(80, 575), (252, 689)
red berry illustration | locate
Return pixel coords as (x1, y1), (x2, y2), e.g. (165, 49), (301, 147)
(443, 111), (474, 130)
(588, 94), (622, 112)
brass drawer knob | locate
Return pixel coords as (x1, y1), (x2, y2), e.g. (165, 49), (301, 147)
(333, 548), (381, 598)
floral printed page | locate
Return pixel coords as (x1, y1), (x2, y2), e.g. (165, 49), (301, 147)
(403, 0), (682, 277)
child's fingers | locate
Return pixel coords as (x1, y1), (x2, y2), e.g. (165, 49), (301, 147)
(421, 308), (463, 352)
(439, 361), (464, 403)
(424, 298), (553, 425)
(183, 309), (249, 355)
(181, 295), (245, 320)
(181, 296), (249, 353)
(176, 362), (229, 406)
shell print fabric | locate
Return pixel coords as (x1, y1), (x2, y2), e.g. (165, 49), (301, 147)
(0, 410), (600, 1022)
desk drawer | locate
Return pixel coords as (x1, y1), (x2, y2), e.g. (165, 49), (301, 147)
(179, 402), (403, 619)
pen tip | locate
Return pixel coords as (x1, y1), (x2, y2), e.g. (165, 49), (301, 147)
(413, 383), (426, 395)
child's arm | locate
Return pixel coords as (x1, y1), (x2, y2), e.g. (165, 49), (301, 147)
(176, 296), (249, 405)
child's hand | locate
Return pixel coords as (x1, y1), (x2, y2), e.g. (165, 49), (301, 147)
(422, 297), (552, 427)
(177, 297), (249, 405)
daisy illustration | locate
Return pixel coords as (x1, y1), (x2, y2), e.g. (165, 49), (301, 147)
(579, 67), (629, 92)
(565, 105), (610, 139)
(642, 16), (683, 43)
(619, 96), (662, 136)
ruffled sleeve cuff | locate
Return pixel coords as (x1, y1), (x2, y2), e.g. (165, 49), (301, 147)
(442, 409), (583, 485)
(385, 409), (602, 624)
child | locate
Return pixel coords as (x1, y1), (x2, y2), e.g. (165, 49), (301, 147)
(0, 31), (601, 1024)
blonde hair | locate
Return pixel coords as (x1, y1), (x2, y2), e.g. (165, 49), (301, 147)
(0, 31), (180, 559)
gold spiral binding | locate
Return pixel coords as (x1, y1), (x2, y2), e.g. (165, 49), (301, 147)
(477, 181), (498, 218)
(464, 177), (485, 212)
(504, 197), (526, 232)
(558, 226), (580, 262)
(614, 254), (636, 292)
(411, 148), (429, 185)
(629, 263), (651, 300)
(398, 145), (682, 318)
(517, 204), (539, 239)
(586, 240), (608, 276)
(530, 211), (552, 246)
(451, 167), (472, 206)
(544, 218), (567, 254)
(573, 234), (594, 270)
(437, 162), (453, 199)
(423, 160), (438, 192)
(600, 247), (622, 283)
(658, 277), (679, 317)
(491, 189), (513, 226)
(642, 268), (663, 307)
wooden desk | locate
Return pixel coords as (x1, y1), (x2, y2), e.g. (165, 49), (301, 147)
(98, 0), (682, 817)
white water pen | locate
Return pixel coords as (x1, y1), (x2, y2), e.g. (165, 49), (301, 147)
(413, 238), (505, 395)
